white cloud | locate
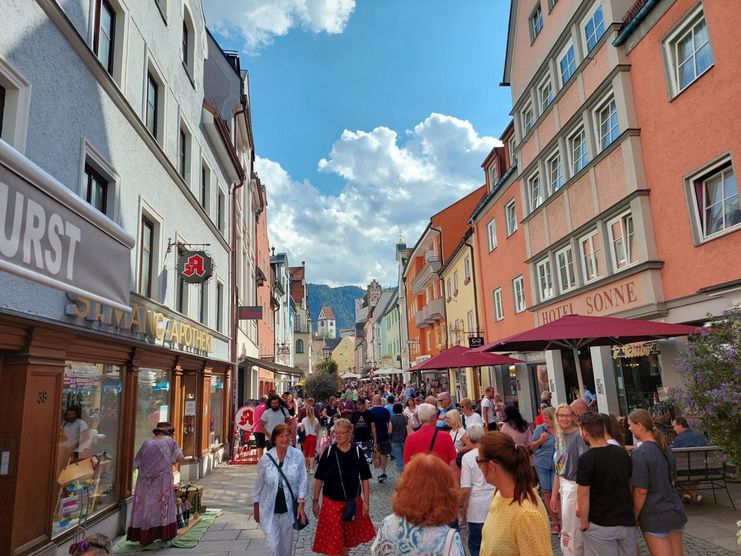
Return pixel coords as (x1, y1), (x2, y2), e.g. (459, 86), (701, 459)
(204, 0), (356, 54)
(260, 114), (501, 286)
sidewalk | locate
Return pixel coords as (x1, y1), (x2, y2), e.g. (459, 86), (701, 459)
(116, 461), (741, 555)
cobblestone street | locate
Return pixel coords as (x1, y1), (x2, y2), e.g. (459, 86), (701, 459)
(115, 456), (741, 555)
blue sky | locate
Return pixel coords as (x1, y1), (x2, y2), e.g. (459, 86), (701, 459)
(205, 0), (513, 286)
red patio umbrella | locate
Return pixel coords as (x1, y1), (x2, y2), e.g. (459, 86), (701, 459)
(408, 345), (522, 371)
(475, 314), (699, 394)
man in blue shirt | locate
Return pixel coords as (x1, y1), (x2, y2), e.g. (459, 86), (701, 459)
(582, 387), (597, 410)
(672, 417), (708, 448)
(672, 416), (708, 504)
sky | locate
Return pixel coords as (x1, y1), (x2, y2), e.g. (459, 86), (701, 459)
(204, 0), (514, 287)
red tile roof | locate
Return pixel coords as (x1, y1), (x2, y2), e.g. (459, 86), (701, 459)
(319, 306), (335, 319)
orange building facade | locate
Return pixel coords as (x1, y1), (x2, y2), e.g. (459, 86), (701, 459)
(403, 187), (486, 390)
(471, 0), (741, 419)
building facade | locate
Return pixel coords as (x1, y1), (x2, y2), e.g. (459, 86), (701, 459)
(289, 264), (313, 375)
(316, 305), (336, 339)
(0, 0), (245, 552)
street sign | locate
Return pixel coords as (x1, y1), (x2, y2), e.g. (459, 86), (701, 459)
(468, 336), (485, 348)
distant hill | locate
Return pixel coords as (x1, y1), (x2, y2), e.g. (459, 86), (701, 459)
(307, 284), (365, 334)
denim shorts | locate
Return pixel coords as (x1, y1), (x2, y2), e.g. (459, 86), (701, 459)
(535, 466), (554, 493)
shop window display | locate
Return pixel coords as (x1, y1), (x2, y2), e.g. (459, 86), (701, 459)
(133, 368), (171, 488)
(55, 362), (122, 537)
(209, 375), (224, 447)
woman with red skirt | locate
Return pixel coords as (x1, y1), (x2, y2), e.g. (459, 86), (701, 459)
(311, 418), (375, 555)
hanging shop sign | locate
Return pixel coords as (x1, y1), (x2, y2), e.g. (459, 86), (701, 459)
(468, 336), (485, 348)
(237, 305), (263, 320)
(177, 250), (213, 283)
(611, 341), (659, 359)
(65, 294), (214, 355)
(0, 141), (134, 311)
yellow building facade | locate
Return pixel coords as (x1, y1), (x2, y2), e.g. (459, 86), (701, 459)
(332, 335), (357, 375)
(440, 229), (487, 402)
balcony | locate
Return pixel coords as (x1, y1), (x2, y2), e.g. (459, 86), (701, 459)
(414, 297), (445, 328)
(411, 252), (442, 294)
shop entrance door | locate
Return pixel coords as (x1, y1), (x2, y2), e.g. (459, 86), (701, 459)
(181, 373), (199, 459)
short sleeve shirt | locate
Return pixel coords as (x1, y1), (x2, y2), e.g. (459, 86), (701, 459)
(370, 406), (391, 441)
(315, 444), (372, 502)
(555, 429), (588, 481)
(576, 445), (634, 527)
(262, 407), (289, 436)
(480, 397), (494, 424)
(351, 409), (376, 443)
(403, 424), (456, 465)
(631, 442), (687, 533)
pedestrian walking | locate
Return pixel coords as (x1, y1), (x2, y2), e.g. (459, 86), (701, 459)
(351, 398), (377, 466)
(530, 406), (560, 534)
(371, 453), (465, 555)
(126, 422), (184, 545)
(446, 410), (470, 453)
(403, 403), (457, 472)
(436, 391), (454, 430)
(300, 405), (319, 472)
(576, 412), (636, 556)
(478, 431), (552, 555)
(480, 388), (496, 431)
(459, 425), (494, 556)
(389, 402), (408, 474)
(251, 423), (308, 556)
(460, 398), (484, 430)
(253, 396), (268, 458)
(261, 394), (291, 449)
(628, 409), (687, 556)
(370, 394), (392, 483)
(492, 393), (506, 424)
(500, 405), (533, 447)
(404, 397), (421, 431)
(311, 418), (375, 555)
(551, 403), (589, 556)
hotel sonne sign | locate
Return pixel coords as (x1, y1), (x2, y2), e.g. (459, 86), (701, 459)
(538, 277), (643, 325)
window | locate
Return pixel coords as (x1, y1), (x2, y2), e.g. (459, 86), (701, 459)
(0, 56), (32, 150)
(548, 0), (558, 8)
(216, 281), (223, 332)
(182, 20), (190, 69)
(597, 97), (619, 150)
(0, 85), (5, 134)
(556, 245), (576, 292)
(696, 165), (740, 238)
(94, 0), (116, 74)
(464, 256), (471, 284)
(176, 245), (187, 313)
(84, 164), (108, 214)
(580, 231), (602, 283)
(217, 189), (225, 234)
(608, 212), (636, 270)
(505, 200), (518, 235)
(529, 172), (543, 211)
(145, 72), (158, 137)
(209, 375), (225, 447)
(296, 339), (304, 353)
(200, 162), (209, 209)
(453, 271), (459, 295)
(178, 127), (188, 179)
(508, 136), (516, 167)
(547, 151), (564, 193)
(530, 4), (544, 40)
(583, 5), (605, 52)
(446, 279), (452, 300)
(198, 283), (207, 324)
(536, 258), (554, 301)
(569, 127), (588, 174)
(559, 43), (576, 86)
(664, 7), (713, 96)
(494, 288), (504, 321)
(539, 76), (553, 113)
(467, 311), (475, 334)
(139, 216), (154, 297)
(488, 163), (498, 187)
(521, 102), (535, 135)
(134, 368), (170, 485)
(513, 276), (526, 313)
(487, 218), (497, 251)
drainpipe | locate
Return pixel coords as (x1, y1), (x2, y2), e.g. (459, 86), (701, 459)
(612, 0), (660, 47)
(466, 236), (481, 400)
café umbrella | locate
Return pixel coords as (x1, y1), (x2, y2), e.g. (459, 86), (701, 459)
(474, 314), (700, 395)
(408, 345), (523, 371)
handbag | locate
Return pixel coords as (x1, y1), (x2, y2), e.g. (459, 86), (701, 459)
(266, 453), (309, 531)
(334, 447), (361, 521)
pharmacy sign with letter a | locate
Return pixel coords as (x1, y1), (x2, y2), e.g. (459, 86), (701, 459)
(178, 250), (213, 283)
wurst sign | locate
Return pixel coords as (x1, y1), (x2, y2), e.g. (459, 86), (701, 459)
(0, 141), (134, 310)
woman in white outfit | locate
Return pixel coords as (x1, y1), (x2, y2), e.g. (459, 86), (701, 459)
(251, 423), (308, 556)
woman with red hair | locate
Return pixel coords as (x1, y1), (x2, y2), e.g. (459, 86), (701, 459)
(371, 453), (465, 555)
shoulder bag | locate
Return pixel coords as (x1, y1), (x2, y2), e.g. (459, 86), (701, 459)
(428, 428), (439, 453)
(334, 445), (361, 521)
(266, 453), (308, 531)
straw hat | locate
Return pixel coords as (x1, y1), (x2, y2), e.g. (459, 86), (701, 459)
(153, 421), (175, 436)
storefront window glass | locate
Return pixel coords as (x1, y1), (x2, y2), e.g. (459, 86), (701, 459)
(210, 375), (224, 447)
(55, 362), (122, 537)
(615, 354), (663, 416)
(132, 368), (171, 488)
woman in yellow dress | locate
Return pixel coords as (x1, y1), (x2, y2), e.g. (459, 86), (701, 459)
(477, 431), (553, 555)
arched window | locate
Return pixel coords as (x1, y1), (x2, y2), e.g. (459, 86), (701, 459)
(295, 339), (304, 354)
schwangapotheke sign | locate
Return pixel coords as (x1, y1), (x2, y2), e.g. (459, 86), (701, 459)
(0, 140), (134, 311)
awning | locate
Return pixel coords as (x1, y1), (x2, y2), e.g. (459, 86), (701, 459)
(239, 355), (304, 377)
